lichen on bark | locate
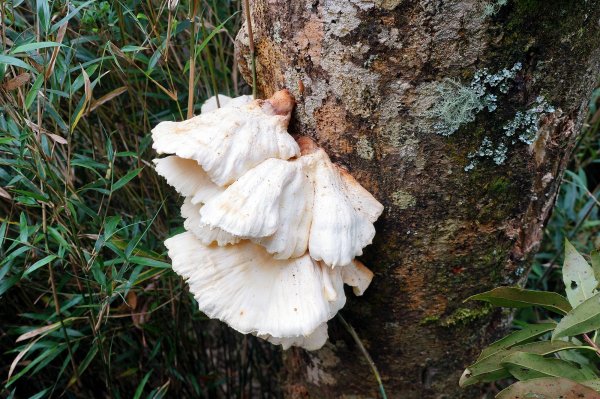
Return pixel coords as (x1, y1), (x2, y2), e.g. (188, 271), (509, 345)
(235, 1), (600, 397)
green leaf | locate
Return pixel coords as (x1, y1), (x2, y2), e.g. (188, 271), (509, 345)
(501, 352), (592, 382)
(23, 255), (58, 277)
(129, 256), (171, 269)
(0, 55), (36, 73)
(460, 340), (580, 387)
(478, 323), (557, 361)
(112, 168), (143, 191)
(496, 377), (600, 399)
(10, 41), (64, 54)
(553, 293), (600, 340)
(25, 74), (44, 110)
(19, 212), (28, 243)
(563, 239), (598, 307)
(133, 370), (153, 399)
(466, 286), (572, 315)
(591, 250), (600, 286)
(36, 0), (51, 34)
(50, 0), (95, 34)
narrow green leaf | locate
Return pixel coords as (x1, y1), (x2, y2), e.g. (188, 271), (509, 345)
(25, 74), (44, 110)
(460, 340), (580, 387)
(112, 168), (143, 191)
(10, 41), (63, 54)
(129, 256), (171, 269)
(0, 221), (7, 247)
(0, 55), (36, 73)
(0, 275), (20, 296)
(23, 255), (58, 277)
(466, 286), (572, 315)
(36, 0), (51, 34)
(50, 0), (95, 34)
(19, 213), (28, 243)
(553, 293), (600, 340)
(133, 370), (153, 399)
(563, 239), (598, 307)
(501, 352), (591, 382)
(496, 377), (600, 399)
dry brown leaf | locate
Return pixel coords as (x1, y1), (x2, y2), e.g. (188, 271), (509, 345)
(0, 186), (12, 200)
(45, 22), (68, 79)
(8, 338), (41, 381)
(126, 291), (138, 310)
(497, 377), (600, 399)
(15, 322), (61, 343)
(89, 86), (127, 113)
(3, 73), (31, 90)
(46, 133), (68, 145)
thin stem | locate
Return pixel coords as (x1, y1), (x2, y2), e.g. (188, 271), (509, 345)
(338, 314), (388, 399)
(187, 0), (199, 119)
(243, 0), (257, 99)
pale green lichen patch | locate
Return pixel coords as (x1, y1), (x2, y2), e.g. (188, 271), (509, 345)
(391, 190), (416, 209)
(426, 63), (522, 137)
(480, 0), (508, 17)
(465, 96), (555, 171)
(356, 137), (374, 160)
(425, 62), (556, 171)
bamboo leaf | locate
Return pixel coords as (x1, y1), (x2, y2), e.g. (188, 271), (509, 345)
(129, 256), (171, 269)
(10, 41), (64, 54)
(0, 55), (36, 73)
(112, 168), (143, 191)
(133, 370), (153, 399)
(23, 255), (58, 277)
(466, 286), (572, 315)
(24, 74), (44, 110)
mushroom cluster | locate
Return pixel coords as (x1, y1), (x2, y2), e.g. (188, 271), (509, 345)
(152, 90), (383, 350)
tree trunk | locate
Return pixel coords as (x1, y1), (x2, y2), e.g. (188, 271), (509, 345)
(235, 1), (600, 398)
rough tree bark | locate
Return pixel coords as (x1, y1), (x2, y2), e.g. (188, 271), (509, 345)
(235, 1), (600, 398)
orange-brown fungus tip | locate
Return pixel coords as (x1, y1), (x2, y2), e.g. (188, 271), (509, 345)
(297, 136), (319, 155)
(268, 89), (295, 116)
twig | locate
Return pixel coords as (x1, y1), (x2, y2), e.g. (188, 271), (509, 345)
(243, 0), (257, 99)
(187, 0), (199, 119)
(338, 314), (388, 399)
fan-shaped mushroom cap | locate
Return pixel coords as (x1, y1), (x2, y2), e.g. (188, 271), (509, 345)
(200, 94), (252, 114)
(181, 198), (240, 246)
(153, 156), (223, 204)
(151, 90), (300, 186)
(197, 137), (383, 266)
(300, 139), (384, 267)
(259, 323), (329, 351)
(200, 158), (313, 259)
(165, 232), (342, 339)
(341, 259), (374, 296)
(257, 260), (373, 350)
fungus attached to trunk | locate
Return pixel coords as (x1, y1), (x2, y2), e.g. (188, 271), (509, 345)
(152, 90), (299, 186)
(152, 92), (383, 350)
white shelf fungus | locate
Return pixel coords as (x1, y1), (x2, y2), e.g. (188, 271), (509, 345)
(152, 90), (300, 186)
(153, 91), (383, 350)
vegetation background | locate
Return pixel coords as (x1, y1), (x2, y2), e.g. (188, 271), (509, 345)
(0, 0), (598, 398)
